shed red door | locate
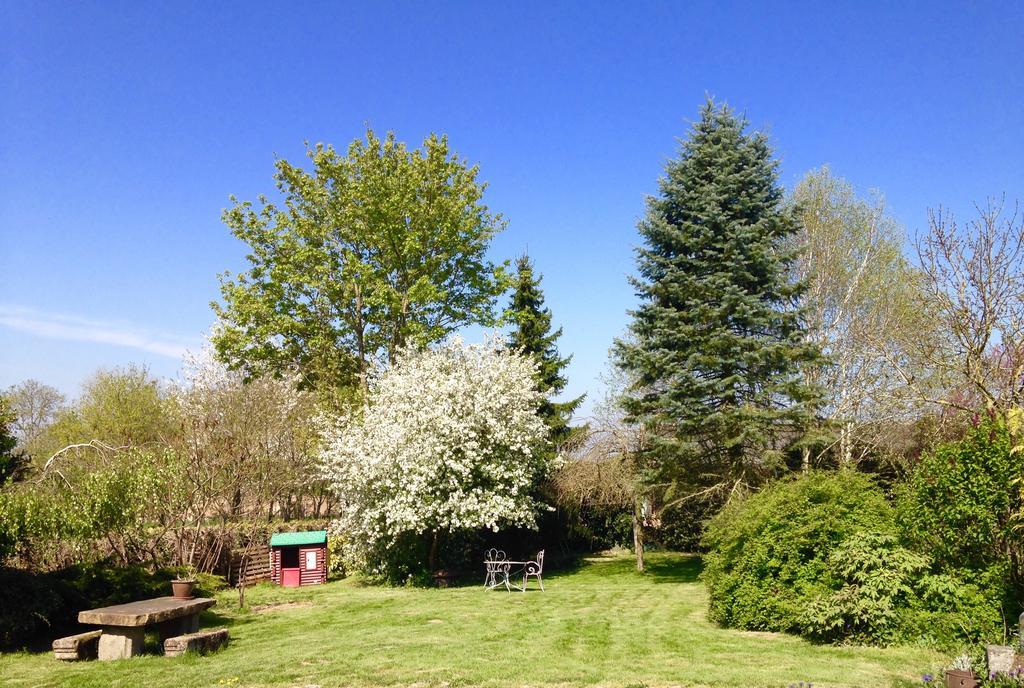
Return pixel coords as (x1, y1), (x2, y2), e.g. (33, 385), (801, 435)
(281, 547), (301, 587)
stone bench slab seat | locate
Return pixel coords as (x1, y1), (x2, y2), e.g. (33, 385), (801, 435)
(52, 630), (102, 661)
(163, 627), (229, 657)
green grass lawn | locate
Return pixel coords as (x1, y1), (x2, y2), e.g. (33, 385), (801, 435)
(0, 551), (942, 688)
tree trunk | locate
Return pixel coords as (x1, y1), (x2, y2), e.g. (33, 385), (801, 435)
(237, 546), (250, 609)
(633, 501), (645, 572)
(354, 286), (368, 396)
(839, 421), (853, 469)
(389, 298), (411, 365)
(801, 446), (810, 473)
(428, 531), (441, 573)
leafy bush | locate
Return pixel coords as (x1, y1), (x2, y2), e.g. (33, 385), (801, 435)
(801, 532), (928, 643)
(897, 418), (1023, 612)
(0, 566), (79, 650)
(653, 499), (715, 552)
(0, 489), (35, 560)
(702, 471), (896, 633)
(326, 532), (346, 578)
(801, 532), (998, 646)
(1, 452), (168, 567)
(550, 502), (634, 552)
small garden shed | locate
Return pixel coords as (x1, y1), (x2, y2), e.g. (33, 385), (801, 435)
(270, 530), (328, 587)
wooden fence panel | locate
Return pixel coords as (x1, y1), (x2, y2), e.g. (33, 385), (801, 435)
(228, 545), (272, 587)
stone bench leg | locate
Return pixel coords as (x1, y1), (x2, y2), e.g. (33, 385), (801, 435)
(158, 613), (200, 642)
(98, 626), (145, 660)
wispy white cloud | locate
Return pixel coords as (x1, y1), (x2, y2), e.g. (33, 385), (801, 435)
(0, 305), (201, 359)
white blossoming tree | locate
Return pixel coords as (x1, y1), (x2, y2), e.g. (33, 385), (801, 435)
(320, 337), (553, 576)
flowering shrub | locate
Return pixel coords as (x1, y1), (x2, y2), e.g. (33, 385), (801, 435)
(320, 337), (554, 578)
(326, 530), (346, 578)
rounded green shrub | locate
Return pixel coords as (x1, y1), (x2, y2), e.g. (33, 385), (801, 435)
(702, 469), (1001, 647)
(0, 562), (228, 651)
(895, 417), (1022, 643)
(702, 471), (896, 633)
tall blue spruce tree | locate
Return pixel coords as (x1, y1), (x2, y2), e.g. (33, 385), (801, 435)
(615, 100), (821, 502)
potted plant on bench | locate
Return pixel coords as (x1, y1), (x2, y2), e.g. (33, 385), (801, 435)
(172, 561), (198, 599)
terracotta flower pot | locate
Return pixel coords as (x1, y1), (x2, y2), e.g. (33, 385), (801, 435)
(945, 669), (978, 688)
(171, 579), (196, 600)
(432, 570), (456, 588)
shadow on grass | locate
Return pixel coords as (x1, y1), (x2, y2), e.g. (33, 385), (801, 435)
(201, 608), (240, 628)
(644, 554), (703, 584)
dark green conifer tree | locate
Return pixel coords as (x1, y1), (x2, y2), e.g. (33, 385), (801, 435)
(0, 396), (27, 484)
(615, 100), (821, 499)
(508, 255), (585, 452)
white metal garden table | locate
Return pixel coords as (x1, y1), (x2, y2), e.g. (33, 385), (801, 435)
(484, 558), (529, 591)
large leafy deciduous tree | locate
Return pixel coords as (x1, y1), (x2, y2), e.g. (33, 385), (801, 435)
(507, 254), (585, 453)
(320, 337), (552, 575)
(30, 365), (175, 467)
(615, 100), (820, 502)
(212, 129), (508, 406)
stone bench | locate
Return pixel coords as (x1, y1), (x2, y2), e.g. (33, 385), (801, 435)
(79, 596), (216, 660)
(163, 627), (229, 657)
(52, 630), (102, 661)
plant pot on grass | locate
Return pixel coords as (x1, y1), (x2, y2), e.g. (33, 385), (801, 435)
(171, 579), (197, 600)
(945, 669), (979, 688)
(432, 570), (456, 588)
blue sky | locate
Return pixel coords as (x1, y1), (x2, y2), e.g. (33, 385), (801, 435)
(2, 1), (1022, 417)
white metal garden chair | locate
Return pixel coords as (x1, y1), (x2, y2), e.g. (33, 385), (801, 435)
(483, 548), (512, 590)
(521, 550), (544, 592)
